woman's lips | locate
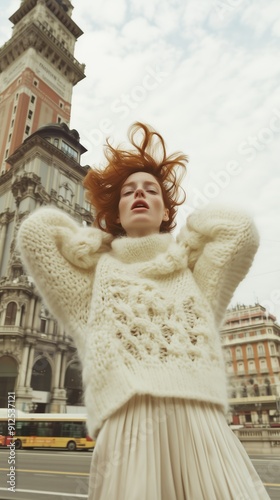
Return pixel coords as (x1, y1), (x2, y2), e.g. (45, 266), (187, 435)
(131, 201), (149, 210)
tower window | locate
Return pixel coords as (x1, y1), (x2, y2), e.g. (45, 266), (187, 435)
(61, 141), (78, 160)
(25, 125), (30, 135)
(31, 95), (36, 104)
(5, 302), (17, 326)
(33, 79), (38, 87)
(40, 319), (47, 333)
(28, 110), (33, 119)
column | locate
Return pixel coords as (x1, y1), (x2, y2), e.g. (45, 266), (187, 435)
(15, 305), (21, 326)
(0, 215), (8, 266)
(32, 300), (41, 334)
(26, 297), (36, 330)
(18, 343), (30, 387)
(25, 345), (35, 387)
(53, 350), (62, 389)
(59, 351), (67, 389)
(48, 319), (54, 338)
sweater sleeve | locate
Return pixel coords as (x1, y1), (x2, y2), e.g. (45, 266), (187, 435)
(177, 205), (260, 327)
(16, 207), (112, 337)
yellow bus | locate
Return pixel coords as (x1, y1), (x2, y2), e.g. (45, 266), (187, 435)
(0, 411), (95, 451)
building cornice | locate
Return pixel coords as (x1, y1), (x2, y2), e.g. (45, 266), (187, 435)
(0, 170), (13, 187)
(9, 0), (83, 39)
(229, 395), (278, 405)
(0, 20), (85, 85)
(7, 135), (90, 178)
(0, 280), (35, 298)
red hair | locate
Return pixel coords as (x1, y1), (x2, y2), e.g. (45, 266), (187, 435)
(83, 122), (188, 236)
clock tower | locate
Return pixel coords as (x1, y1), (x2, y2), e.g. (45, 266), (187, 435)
(0, 0), (85, 172)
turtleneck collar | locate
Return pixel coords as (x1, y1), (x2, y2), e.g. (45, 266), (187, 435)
(111, 232), (174, 263)
(110, 232), (189, 277)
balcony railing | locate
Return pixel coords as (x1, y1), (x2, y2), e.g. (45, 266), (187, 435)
(0, 325), (24, 336)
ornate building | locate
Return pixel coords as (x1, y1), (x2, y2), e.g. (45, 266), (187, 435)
(0, 0), (85, 172)
(0, 122), (93, 413)
(0, 0), (92, 413)
(221, 304), (280, 426)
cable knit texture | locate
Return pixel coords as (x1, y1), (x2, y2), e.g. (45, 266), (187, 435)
(17, 205), (259, 438)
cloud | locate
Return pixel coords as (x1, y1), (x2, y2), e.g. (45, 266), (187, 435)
(240, 0), (280, 38)
(73, 0), (127, 27)
(121, 17), (160, 44)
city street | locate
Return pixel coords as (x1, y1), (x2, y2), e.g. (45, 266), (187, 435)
(0, 449), (279, 499)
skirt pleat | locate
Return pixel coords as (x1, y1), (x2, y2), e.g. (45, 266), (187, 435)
(88, 395), (270, 500)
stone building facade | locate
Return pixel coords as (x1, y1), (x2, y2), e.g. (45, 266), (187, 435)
(221, 304), (280, 425)
(0, 122), (93, 412)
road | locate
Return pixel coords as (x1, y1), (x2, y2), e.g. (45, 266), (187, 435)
(0, 449), (279, 499)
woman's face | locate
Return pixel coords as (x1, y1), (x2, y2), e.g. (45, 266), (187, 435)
(117, 171), (169, 237)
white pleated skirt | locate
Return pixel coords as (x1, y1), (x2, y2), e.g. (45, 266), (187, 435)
(88, 395), (270, 500)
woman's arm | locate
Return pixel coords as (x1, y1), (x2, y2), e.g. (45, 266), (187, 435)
(177, 205), (260, 327)
(17, 206), (112, 335)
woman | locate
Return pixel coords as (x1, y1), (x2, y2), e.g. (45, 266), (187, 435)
(17, 122), (269, 499)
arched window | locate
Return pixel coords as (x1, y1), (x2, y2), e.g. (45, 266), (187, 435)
(270, 343), (275, 355)
(31, 358), (52, 391)
(260, 359), (267, 368)
(4, 302), (17, 325)
(246, 345), (253, 358)
(248, 360), (256, 373)
(258, 344), (265, 357)
(236, 347), (242, 359)
(237, 361), (244, 373)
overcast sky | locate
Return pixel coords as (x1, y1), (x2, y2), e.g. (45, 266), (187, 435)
(1, 0), (280, 321)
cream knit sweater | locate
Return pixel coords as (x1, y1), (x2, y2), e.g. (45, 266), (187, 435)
(17, 205), (259, 437)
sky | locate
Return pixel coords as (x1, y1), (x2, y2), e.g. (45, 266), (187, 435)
(1, 0), (280, 321)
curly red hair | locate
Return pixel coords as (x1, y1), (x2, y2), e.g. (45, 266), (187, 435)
(83, 122), (188, 236)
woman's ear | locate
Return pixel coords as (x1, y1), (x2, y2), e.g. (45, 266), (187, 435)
(163, 209), (169, 221)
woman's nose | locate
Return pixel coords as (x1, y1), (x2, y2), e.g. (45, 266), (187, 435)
(134, 188), (145, 197)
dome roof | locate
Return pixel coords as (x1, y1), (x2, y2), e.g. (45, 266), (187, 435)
(36, 122), (80, 141)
